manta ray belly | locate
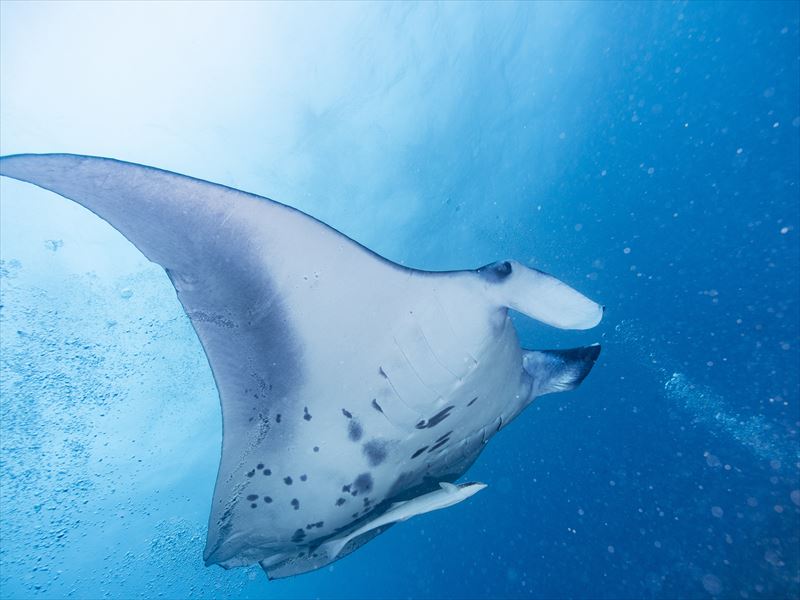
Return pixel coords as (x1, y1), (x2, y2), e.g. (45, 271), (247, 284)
(205, 303), (529, 569)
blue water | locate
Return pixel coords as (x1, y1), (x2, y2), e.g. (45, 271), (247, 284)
(1, 2), (798, 598)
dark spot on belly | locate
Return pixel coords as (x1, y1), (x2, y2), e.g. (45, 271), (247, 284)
(353, 473), (373, 494)
(435, 431), (452, 443)
(362, 439), (387, 466)
(257, 463), (264, 469)
(300, 474), (307, 482)
(313, 446), (319, 452)
(263, 496), (272, 503)
(467, 397), (478, 407)
(276, 413), (282, 423)
(411, 446), (428, 459)
(348, 420), (363, 441)
(425, 406), (454, 428)
(303, 406), (312, 421)
(428, 437), (450, 452)
(246, 470), (255, 478)
(250, 503), (257, 508)
(342, 484), (351, 493)
(291, 498), (300, 510)
(291, 528), (306, 543)
(263, 468), (271, 476)
(341, 408), (352, 419)
(247, 494), (258, 501)
(284, 476), (293, 485)
(371, 399), (383, 413)
(336, 497), (346, 506)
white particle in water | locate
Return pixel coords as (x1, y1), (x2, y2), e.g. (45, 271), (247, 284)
(701, 574), (722, 595)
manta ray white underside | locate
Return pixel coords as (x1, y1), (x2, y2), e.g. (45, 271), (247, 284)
(0, 154), (603, 579)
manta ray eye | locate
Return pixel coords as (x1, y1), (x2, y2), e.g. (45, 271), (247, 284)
(495, 261), (512, 276)
(478, 260), (513, 282)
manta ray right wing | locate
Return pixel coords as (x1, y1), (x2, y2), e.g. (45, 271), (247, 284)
(0, 153), (603, 572)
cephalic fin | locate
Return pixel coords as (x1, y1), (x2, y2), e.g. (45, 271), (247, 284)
(522, 344), (601, 395)
(478, 260), (603, 330)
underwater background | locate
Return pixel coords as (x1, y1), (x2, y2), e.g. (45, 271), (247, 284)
(0, 2), (798, 599)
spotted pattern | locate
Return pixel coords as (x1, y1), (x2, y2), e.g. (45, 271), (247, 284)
(363, 439), (387, 466)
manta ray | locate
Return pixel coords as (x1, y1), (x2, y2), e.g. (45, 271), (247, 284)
(0, 154), (603, 579)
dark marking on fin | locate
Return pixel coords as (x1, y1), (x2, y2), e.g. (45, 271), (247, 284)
(291, 528), (306, 543)
(371, 399), (383, 413)
(425, 405), (454, 428)
(348, 420), (363, 441)
(435, 431), (453, 443)
(411, 446), (428, 458)
(353, 473), (373, 494)
(429, 437), (450, 452)
(362, 439), (387, 466)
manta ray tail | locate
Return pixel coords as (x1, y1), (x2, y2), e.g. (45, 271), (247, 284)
(522, 344), (601, 396)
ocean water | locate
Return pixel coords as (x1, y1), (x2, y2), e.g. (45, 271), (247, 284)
(0, 2), (798, 599)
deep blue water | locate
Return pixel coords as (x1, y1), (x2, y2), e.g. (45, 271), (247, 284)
(0, 2), (798, 599)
